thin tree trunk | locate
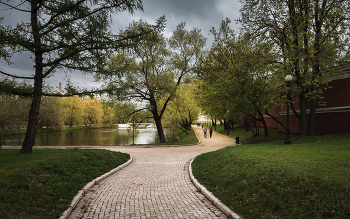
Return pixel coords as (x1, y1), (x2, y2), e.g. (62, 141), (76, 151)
(257, 109), (269, 136)
(21, 76), (43, 153)
(229, 120), (235, 132)
(187, 110), (192, 130)
(299, 91), (307, 137)
(243, 117), (250, 132)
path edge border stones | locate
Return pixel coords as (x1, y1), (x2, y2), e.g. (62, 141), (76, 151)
(189, 158), (241, 219)
(59, 156), (133, 219)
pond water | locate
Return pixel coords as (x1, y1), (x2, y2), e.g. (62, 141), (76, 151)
(3, 127), (177, 146)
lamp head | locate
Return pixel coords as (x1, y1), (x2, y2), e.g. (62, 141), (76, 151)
(285, 75), (293, 82)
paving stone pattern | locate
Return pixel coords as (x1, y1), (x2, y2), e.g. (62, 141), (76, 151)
(68, 126), (236, 219)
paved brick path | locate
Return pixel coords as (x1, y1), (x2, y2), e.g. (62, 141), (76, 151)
(68, 126), (236, 219)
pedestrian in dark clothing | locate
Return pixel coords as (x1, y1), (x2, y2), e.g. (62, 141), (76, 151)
(209, 127), (213, 138)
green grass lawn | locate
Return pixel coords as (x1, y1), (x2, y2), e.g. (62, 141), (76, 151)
(175, 127), (199, 145)
(192, 130), (350, 218)
(0, 149), (130, 219)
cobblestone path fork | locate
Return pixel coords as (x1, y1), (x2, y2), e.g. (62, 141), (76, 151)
(68, 126), (236, 219)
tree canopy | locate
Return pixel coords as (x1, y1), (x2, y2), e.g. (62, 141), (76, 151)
(239, 0), (350, 136)
(101, 21), (206, 142)
(196, 18), (280, 136)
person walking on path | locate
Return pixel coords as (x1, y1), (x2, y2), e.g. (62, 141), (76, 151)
(209, 127), (213, 138)
(203, 127), (208, 138)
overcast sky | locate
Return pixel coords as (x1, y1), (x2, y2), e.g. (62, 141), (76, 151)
(0, 0), (242, 91)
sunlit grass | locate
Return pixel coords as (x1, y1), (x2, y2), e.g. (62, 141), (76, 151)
(0, 149), (130, 219)
(192, 130), (350, 218)
(176, 127), (199, 145)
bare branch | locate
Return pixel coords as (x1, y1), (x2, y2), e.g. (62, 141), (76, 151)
(0, 1), (31, 13)
(0, 70), (34, 79)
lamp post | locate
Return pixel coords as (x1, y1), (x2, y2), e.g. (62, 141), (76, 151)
(284, 75), (292, 144)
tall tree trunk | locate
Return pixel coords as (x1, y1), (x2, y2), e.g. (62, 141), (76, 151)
(150, 99), (166, 143)
(21, 76), (43, 153)
(309, 0), (323, 136)
(153, 113), (166, 143)
(21, 3), (42, 153)
(288, 0), (308, 137)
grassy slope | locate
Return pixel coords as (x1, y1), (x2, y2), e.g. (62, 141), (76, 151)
(192, 127), (350, 218)
(176, 127), (199, 145)
(0, 149), (130, 219)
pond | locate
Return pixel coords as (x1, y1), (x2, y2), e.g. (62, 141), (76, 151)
(3, 127), (178, 146)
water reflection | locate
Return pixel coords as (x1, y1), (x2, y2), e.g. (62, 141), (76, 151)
(4, 127), (177, 146)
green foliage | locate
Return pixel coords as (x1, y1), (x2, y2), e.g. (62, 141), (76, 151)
(196, 18), (279, 135)
(0, 77), (34, 96)
(192, 135), (350, 218)
(0, 149), (130, 219)
(0, 94), (31, 131)
(82, 97), (104, 126)
(162, 83), (200, 131)
(61, 96), (105, 127)
(37, 97), (65, 130)
(62, 96), (85, 127)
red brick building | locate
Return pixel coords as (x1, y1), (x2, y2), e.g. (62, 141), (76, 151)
(262, 67), (350, 135)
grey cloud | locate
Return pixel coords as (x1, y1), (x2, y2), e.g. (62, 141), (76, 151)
(1, 0), (242, 90)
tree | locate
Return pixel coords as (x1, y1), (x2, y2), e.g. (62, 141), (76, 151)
(0, 94), (31, 131)
(82, 97), (103, 126)
(62, 96), (84, 127)
(239, 0), (350, 136)
(196, 19), (279, 136)
(0, 0), (146, 153)
(37, 96), (64, 130)
(162, 83), (200, 133)
(102, 100), (116, 127)
(101, 21), (205, 142)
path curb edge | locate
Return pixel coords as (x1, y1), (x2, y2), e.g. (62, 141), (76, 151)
(189, 158), (241, 219)
(59, 156), (133, 219)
